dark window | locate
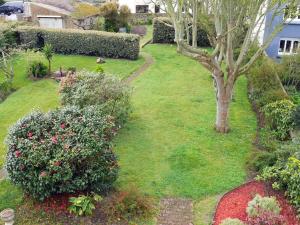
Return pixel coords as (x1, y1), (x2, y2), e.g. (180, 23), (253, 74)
(279, 40), (285, 53)
(155, 5), (160, 13)
(136, 5), (149, 13)
(293, 41), (299, 53)
(286, 40), (292, 52)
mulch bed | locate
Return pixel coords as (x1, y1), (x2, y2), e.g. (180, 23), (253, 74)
(213, 181), (299, 225)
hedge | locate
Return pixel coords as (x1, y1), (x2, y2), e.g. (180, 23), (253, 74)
(17, 26), (140, 60)
(152, 17), (211, 47)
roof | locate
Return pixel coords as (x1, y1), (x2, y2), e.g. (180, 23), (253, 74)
(30, 2), (72, 16)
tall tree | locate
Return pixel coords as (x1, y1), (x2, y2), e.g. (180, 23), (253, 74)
(160, 0), (299, 133)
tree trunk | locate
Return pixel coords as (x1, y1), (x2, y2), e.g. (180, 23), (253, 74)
(216, 94), (231, 133)
(213, 71), (232, 133)
(48, 60), (51, 76)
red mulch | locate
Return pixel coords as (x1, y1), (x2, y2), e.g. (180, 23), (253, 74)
(213, 181), (299, 225)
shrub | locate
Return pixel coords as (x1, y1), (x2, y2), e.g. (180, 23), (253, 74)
(152, 17), (175, 44)
(60, 71), (131, 127)
(27, 61), (48, 78)
(104, 188), (156, 222)
(220, 218), (245, 225)
(246, 195), (281, 217)
(263, 100), (296, 140)
(0, 81), (13, 102)
(152, 17), (211, 47)
(6, 106), (119, 201)
(17, 26), (140, 60)
(293, 105), (300, 130)
(259, 157), (300, 214)
(69, 194), (102, 216)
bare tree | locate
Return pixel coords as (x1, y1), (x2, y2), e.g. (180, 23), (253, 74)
(160, 0), (299, 133)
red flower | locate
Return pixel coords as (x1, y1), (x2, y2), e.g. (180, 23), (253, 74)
(51, 136), (58, 144)
(27, 132), (33, 139)
(60, 123), (66, 129)
(15, 150), (21, 158)
(40, 171), (47, 177)
(53, 161), (61, 167)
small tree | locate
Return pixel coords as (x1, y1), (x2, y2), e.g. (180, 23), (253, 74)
(42, 43), (54, 76)
(99, 2), (119, 32)
(160, 0), (299, 133)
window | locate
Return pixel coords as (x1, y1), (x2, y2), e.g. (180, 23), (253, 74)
(136, 5), (149, 13)
(155, 5), (160, 13)
(278, 39), (300, 55)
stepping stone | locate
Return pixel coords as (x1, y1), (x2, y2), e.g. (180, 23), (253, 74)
(0, 168), (8, 181)
(157, 198), (194, 225)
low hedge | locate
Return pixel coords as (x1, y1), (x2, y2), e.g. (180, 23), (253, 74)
(17, 26), (140, 60)
(152, 17), (211, 47)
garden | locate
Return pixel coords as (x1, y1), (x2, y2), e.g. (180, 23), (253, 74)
(0, 1), (300, 225)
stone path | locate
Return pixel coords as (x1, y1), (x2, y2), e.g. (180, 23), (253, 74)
(157, 198), (194, 225)
(125, 52), (154, 83)
(0, 168), (7, 180)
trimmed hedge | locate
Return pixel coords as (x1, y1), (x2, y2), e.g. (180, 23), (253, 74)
(17, 26), (140, 60)
(152, 17), (211, 47)
(153, 17), (175, 44)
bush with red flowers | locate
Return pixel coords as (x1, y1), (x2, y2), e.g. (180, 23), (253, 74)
(6, 106), (119, 201)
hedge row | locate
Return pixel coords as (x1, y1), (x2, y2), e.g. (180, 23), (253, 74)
(152, 17), (211, 47)
(17, 26), (140, 60)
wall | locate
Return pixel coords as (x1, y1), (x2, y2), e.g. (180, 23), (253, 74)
(264, 8), (300, 59)
(118, 0), (164, 13)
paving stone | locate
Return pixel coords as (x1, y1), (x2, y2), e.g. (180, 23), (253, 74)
(157, 198), (193, 225)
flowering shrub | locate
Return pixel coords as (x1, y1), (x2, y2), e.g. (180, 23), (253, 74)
(6, 106), (119, 201)
(60, 71), (131, 127)
(246, 211), (286, 225)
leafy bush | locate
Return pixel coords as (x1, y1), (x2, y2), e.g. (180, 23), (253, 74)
(60, 71), (131, 127)
(293, 105), (300, 130)
(220, 218), (245, 225)
(263, 100), (296, 140)
(246, 195), (281, 217)
(152, 17), (175, 44)
(104, 188), (156, 222)
(152, 17), (211, 47)
(17, 26), (140, 60)
(259, 156), (300, 214)
(0, 80), (13, 102)
(279, 54), (300, 90)
(69, 194), (102, 216)
(27, 61), (48, 78)
(6, 106), (119, 201)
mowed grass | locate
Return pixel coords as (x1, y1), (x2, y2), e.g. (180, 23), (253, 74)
(0, 53), (145, 167)
(114, 44), (257, 199)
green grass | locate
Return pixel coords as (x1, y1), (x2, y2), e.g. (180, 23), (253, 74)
(0, 180), (23, 211)
(114, 44), (257, 199)
(0, 53), (145, 167)
(140, 25), (153, 46)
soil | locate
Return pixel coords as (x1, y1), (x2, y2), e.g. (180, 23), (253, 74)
(213, 181), (299, 225)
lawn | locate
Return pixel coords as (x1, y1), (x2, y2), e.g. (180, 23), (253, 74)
(0, 53), (145, 167)
(114, 44), (256, 200)
(0, 44), (257, 224)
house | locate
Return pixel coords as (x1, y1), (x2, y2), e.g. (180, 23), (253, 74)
(116, 0), (162, 14)
(24, 2), (75, 29)
(258, 4), (300, 59)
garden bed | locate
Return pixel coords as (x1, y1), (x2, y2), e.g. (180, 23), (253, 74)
(213, 181), (298, 224)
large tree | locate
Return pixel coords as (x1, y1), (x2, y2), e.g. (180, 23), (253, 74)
(160, 0), (299, 133)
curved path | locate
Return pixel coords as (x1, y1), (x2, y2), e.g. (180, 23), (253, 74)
(125, 52), (154, 83)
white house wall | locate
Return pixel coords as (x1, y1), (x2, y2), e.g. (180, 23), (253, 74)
(118, 0), (163, 13)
